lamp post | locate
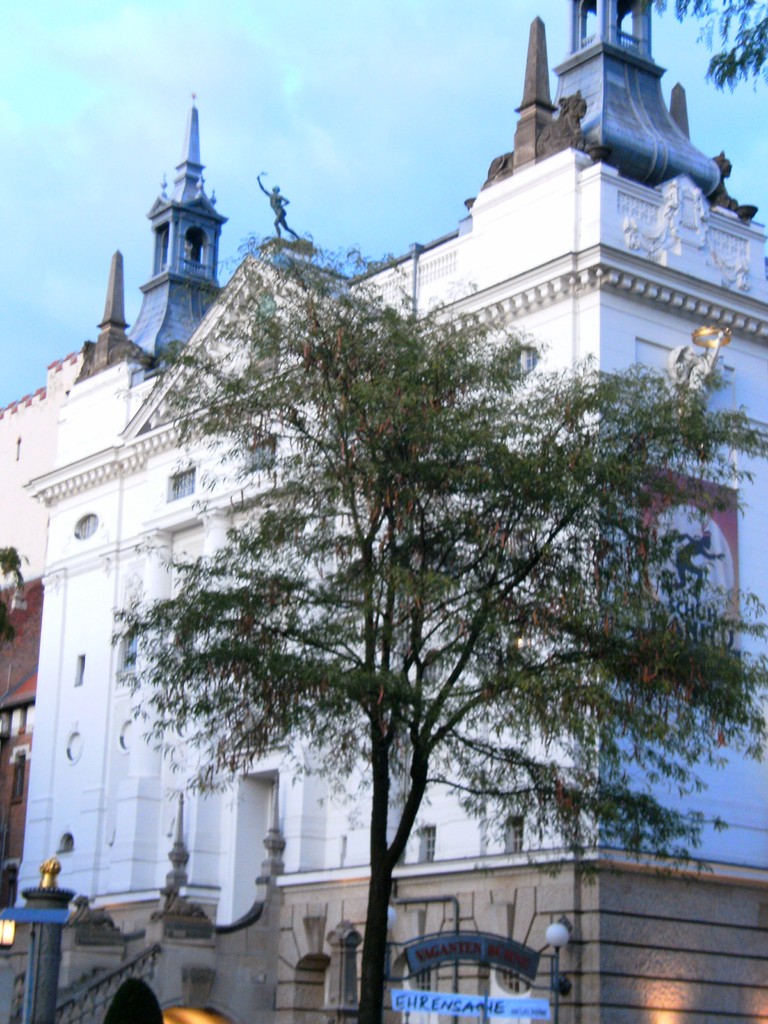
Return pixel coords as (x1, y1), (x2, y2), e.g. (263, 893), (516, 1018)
(544, 919), (571, 1024)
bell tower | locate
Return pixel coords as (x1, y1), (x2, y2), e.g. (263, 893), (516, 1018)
(129, 104), (228, 357)
(556, 0), (719, 193)
(569, 0), (652, 56)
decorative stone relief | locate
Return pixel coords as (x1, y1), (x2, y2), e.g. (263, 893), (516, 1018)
(122, 571), (144, 606)
(621, 179), (751, 291)
(618, 192), (657, 228)
(706, 227), (750, 291)
(621, 180), (705, 262)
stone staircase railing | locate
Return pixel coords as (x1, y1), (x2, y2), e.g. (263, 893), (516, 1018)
(53, 943), (162, 1024)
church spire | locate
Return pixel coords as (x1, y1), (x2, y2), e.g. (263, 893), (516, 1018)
(173, 103), (204, 203)
(128, 103), (227, 357)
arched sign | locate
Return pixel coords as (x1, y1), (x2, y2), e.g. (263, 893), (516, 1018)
(402, 931), (540, 982)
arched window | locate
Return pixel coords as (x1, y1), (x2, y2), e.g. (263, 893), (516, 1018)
(154, 224), (170, 274)
(184, 227), (206, 265)
(617, 0), (649, 52)
(579, 0), (597, 47)
(57, 832), (75, 854)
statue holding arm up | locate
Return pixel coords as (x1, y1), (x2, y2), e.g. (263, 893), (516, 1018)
(258, 173), (300, 240)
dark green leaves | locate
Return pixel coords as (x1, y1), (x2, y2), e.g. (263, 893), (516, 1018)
(121, 242), (768, 865)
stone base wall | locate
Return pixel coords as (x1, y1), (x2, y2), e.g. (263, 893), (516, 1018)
(274, 860), (768, 1024)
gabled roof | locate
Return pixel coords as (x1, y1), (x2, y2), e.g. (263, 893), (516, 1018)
(0, 671), (36, 709)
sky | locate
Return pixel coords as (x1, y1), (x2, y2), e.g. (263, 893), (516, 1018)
(1, 0), (767, 408)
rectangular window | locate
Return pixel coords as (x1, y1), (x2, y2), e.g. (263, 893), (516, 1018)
(517, 346), (539, 375)
(74, 654), (86, 687)
(504, 816), (525, 854)
(419, 825), (437, 863)
(117, 636), (138, 683)
(11, 755), (25, 802)
(168, 467), (196, 501)
(248, 435), (277, 472)
(414, 968), (432, 991)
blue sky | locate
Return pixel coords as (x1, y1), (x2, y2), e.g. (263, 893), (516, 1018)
(1, 0), (766, 408)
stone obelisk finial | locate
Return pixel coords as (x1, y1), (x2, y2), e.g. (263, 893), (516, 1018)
(513, 17), (556, 171)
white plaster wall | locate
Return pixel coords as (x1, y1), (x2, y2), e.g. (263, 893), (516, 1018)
(22, 152), (768, 918)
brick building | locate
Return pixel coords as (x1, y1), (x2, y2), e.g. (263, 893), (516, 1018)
(0, 578), (41, 907)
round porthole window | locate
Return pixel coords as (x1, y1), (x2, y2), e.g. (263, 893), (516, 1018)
(66, 732), (83, 764)
(74, 514), (98, 540)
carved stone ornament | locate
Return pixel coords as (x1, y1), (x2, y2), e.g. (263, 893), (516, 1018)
(483, 91), (587, 189)
(621, 178), (751, 291)
(70, 895), (124, 947)
(152, 886), (211, 923)
(537, 92), (588, 159)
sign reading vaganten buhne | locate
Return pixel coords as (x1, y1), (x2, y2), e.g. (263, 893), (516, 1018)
(403, 932), (540, 981)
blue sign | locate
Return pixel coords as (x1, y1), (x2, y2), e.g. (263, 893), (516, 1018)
(403, 932), (540, 981)
(392, 989), (550, 1020)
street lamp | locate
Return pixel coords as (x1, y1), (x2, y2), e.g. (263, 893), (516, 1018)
(545, 918), (572, 1024)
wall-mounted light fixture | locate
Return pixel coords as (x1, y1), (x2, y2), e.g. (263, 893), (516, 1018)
(0, 918), (15, 948)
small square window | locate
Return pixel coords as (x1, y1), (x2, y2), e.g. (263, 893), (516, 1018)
(74, 654), (86, 687)
(168, 468), (196, 501)
(517, 347), (539, 374)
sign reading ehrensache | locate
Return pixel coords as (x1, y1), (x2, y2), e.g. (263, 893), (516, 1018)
(391, 989), (550, 1020)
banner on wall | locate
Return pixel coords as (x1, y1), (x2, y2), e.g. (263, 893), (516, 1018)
(658, 482), (738, 651)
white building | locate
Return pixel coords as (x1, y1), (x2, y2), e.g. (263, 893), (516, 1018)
(8, 3), (768, 1022)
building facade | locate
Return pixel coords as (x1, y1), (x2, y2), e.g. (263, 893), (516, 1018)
(4, 3), (768, 1022)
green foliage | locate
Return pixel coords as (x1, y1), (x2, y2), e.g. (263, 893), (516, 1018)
(653, 0), (768, 87)
(102, 978), (163, 1024)
(121, 241), (768, 1024)
(0, 547), (23, 644)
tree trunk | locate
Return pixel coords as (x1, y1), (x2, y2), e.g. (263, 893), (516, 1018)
(357, 725), (428, 1024)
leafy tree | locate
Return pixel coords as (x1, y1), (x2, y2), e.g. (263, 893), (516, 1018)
(0, 547), (23, 644)
(652, 0), (768, 87)
(121, 243), (768, 1024)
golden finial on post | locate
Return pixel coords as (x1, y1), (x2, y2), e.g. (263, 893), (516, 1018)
(39, 857), (62, 890)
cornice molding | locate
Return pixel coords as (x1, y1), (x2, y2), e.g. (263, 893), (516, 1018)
(29, 423), (179, 508)
(468, 250), (768, 341)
